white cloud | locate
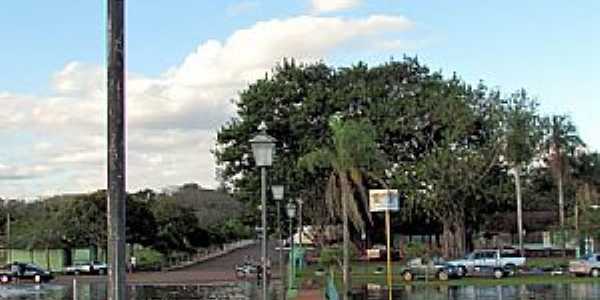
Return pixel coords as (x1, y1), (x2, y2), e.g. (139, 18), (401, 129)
(0, 164), (54, 180)
(310, 0), (361, 14)
(0, 13), (413, 198)
(226, 1), (260, 16)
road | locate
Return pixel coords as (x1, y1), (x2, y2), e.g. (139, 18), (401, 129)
(56, 242), (285, 285)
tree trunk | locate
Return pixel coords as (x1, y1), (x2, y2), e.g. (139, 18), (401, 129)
(514, 167), (524, 256)
(441, 215), (466, 259)
(558, 173), (566, 257)
(46, 248), (50, 271)
(341, 177), (350, 300)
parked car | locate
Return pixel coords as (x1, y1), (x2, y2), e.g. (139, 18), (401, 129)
(569, 253), (600, 277)
(359, 245), (402, 261)
(447, 249), (526, 278)
(399, 257), (459, 282)
(234, 261), (271, 280)
(0, 262), (53, 283)
(65, 261), (108, 275)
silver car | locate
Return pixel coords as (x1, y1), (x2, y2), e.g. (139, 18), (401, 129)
(569, 254), (600, 277)
(65, 261), (107, 275)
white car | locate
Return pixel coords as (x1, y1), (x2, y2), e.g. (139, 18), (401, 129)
(65, 261), (107, 275)
(569, 254), (600, 277)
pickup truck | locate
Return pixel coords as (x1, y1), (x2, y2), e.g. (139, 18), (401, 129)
(447, 249), (526, 278)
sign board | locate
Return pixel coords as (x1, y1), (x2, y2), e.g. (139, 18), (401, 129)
(367, 249), (381, 259)
(369, 189), (399, 212)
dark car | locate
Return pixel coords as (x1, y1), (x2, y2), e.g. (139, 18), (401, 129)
(400, 257), (460, 282)
(0, 262), (53, 283)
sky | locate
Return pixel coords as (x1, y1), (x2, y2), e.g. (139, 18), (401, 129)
(0, 0), (598, 198)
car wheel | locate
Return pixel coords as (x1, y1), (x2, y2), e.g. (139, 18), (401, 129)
(74, 270), (80, 276)
(236, 271), (245, 279)
(505, 264), (516, 277)
(0, 275), (10, 283)
(591, 269), (600, 278)
(402, 271), (414, 282)
(34, 274), (42, 283)
(98, 268), (105, 275)
(437, 271), (449, 281)
(493, 269), (504, 279)
(457, 266), (466, 277)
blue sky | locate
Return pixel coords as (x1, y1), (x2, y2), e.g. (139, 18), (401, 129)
(0, 0), (598, 198)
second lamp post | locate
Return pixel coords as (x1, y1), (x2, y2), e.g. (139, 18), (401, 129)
(250, 121), (276, 300)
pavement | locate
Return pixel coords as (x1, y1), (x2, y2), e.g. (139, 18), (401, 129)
(56, 242), (286, 285)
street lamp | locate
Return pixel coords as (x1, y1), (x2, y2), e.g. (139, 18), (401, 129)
(250, 121), (276, 300)
(286, 200), (297, 289)
(271, 185), (284, 297)
(297, 198), (304, 246)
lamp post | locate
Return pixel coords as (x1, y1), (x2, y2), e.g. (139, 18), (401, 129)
(297, 198), (304, 246)
(250, 121), (276, 300)
(272, 185), (284, 298)
(286, 200), (297, 289)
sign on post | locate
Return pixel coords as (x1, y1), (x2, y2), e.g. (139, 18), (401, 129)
(369, 189), (399, 212)
(369, 189), (399, 300)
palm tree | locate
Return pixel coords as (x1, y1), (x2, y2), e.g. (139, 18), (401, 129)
(299, 117), (383, 300)
(571, 151), (600, 255)
(544, 115), (583, 256)
(503, 91), (542, 256)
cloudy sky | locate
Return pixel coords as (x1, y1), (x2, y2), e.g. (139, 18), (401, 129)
(1, 0), (598, 198)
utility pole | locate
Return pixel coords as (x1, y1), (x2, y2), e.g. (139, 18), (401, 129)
(107, 0), (127, 299)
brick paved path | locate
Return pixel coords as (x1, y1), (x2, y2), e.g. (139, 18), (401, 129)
(56, 242), (285, 285)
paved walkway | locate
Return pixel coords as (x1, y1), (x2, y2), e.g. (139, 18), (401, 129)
(296, 289), (322, 300)
(56, 242), (284, 285)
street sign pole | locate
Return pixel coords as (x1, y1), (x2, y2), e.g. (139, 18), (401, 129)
(369, 189), (399, 300)
(385, 209), (392, 300)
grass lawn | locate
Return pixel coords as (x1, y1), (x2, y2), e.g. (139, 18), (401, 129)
(298, 260), (600, 289)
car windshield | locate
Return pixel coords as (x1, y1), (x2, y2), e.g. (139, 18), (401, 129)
(581, 254), (593, 261)
(26, 264), (41, 270)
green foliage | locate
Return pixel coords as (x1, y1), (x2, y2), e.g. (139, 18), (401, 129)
(404, 242), (428, 259)
(299, 118), (383, 231)
(503, 90), (544, 167)
(215, 57), (589, 259)
(319, 247), (343, 267)
(318, 246), (358, 268)
(2, 185), (250, 256)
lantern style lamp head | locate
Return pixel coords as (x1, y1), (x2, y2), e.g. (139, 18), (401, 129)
(286, 201), (297, 218)
(272, 185), (284, 201)
(249, 121), (276, 167)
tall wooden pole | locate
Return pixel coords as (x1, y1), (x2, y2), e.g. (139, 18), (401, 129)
(385, 210), (392, 300)
(107, 0), (127, 299)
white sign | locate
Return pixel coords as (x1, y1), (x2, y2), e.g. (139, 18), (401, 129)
(367, 249), (381, 259)
(369, 189), (399, 212)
